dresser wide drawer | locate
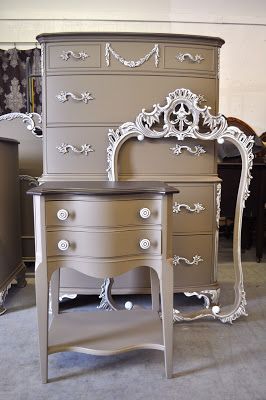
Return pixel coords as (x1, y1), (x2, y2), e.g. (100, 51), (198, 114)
(171, 183), (216, 234)
(46, 75), (217, 125)
(46, 228), (161, 258)
(173, 234), (215, 287)
(46, 198), (162, 227)
(45, 127), (216, 177)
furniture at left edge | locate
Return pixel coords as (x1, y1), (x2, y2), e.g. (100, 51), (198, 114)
(0, 137), (26, 315)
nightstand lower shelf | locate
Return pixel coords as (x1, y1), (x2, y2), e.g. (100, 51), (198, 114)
(48, 310), (164, 355)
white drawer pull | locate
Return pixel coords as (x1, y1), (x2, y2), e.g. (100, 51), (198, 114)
(57, 209), (69, 221)
(173, 203), (205, 214)
(139, 207), (151, 219)
(170, 144), (206, 156)
(56, 91), (94, 103)
(57, 240), (70, 251)
(139, 239), (151, 250)
(173, 255), (203, 266)
(60, 50), (89, 61)
(176, 52), (204, 63)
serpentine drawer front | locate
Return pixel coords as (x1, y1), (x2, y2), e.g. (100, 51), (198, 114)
(37, 32), (224, 296)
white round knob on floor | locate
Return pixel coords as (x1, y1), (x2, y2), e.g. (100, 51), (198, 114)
(57, 239), (70, 251)
(139, 207), (151, 219)
(139, 238), (151, 250)
(57, 209), (69, 221)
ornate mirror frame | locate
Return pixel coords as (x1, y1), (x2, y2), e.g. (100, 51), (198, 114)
(103, 88), (254, 324)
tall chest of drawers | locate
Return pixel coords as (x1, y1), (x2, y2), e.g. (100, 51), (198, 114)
(37, 32), (224, 298)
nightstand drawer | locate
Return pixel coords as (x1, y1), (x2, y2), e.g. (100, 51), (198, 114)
(46, 228), (161, 258)
(173, 234), (215, 287)
(164, 45), (216, 75)
(47, 43), (101, 70)
(46, 198), (162, 227)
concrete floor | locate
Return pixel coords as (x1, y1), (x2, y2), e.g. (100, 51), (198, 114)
(1, 239), (265, 400)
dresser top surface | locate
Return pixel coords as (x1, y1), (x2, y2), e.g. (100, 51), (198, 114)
(27, 181), (179, 196)
(36, 32), (225, 46)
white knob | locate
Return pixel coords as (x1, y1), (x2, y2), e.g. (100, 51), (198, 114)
(139, 207), (151, 219)
(57, 209), (69, 221)
(139, 238), (151, 250)
(57, 239), (70, 251)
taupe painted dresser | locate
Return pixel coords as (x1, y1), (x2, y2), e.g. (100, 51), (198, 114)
(36, 32), (224, 301)
(0, 137), (26, 314)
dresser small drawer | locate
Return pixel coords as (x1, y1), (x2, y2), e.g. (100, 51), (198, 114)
(164, 45), (216, 75)
(46, 228), (161, 258)
(46, 198), (162, 227)
(171, 183), (216, 234)
(46, 43), (101, 70)
(45, 126), (109, 176)
(173, 234), (215, 287)
(45, 74), (216, 125)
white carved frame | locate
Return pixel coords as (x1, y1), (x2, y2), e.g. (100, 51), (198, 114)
(106, 88), (254, 324)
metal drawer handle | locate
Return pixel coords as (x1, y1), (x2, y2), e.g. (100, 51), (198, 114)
(173, 203), (205, 214)
(60, 50), (89, 61)
(139, 239), (151, 250)
(56, 143), (94, 156)
(139, 207), (151, 219)
(170, 144), (206, 156)
(56, 91), (94, 103)
(173, 255), (203, 266)
(176, 52), (204, 63)
(57, 209), (69, 221)
(57, 240), (70, 251)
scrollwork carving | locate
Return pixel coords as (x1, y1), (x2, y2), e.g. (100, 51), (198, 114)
(0, 112), (42, 137)
(176, 52), (204, 63)
(173, 255), (203, 266)
(56, 143), (94, 156)
(173, 202), (205, 214)
(105, 43), (159, 68)
(56, 91), (94, 104)
(60, 50), (89, 61)
(170, 144), (206, 156)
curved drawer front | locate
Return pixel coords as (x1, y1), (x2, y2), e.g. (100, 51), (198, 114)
(46, 75), (216, 125)
(46, 198), (162, 227)
(47, 43), (101, 70)
(46, 41), (218, 75)
(172, 234), (214, 287)
(118, 137), (216, 177)
(46, 228), (161, 258)
(164, 45), (216, 74)
(171, 184), (215, 234)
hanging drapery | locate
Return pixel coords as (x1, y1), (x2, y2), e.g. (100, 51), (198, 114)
(0, 47), (42, 115)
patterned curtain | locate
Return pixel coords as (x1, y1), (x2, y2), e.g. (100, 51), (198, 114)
(0, 47), (42, 115)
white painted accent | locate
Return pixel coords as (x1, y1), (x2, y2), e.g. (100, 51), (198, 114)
(57, 209), (69, 221)
(139, 239), (151, 250)
(57, 239), (70, 251)
(139, 207), (151, 219)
